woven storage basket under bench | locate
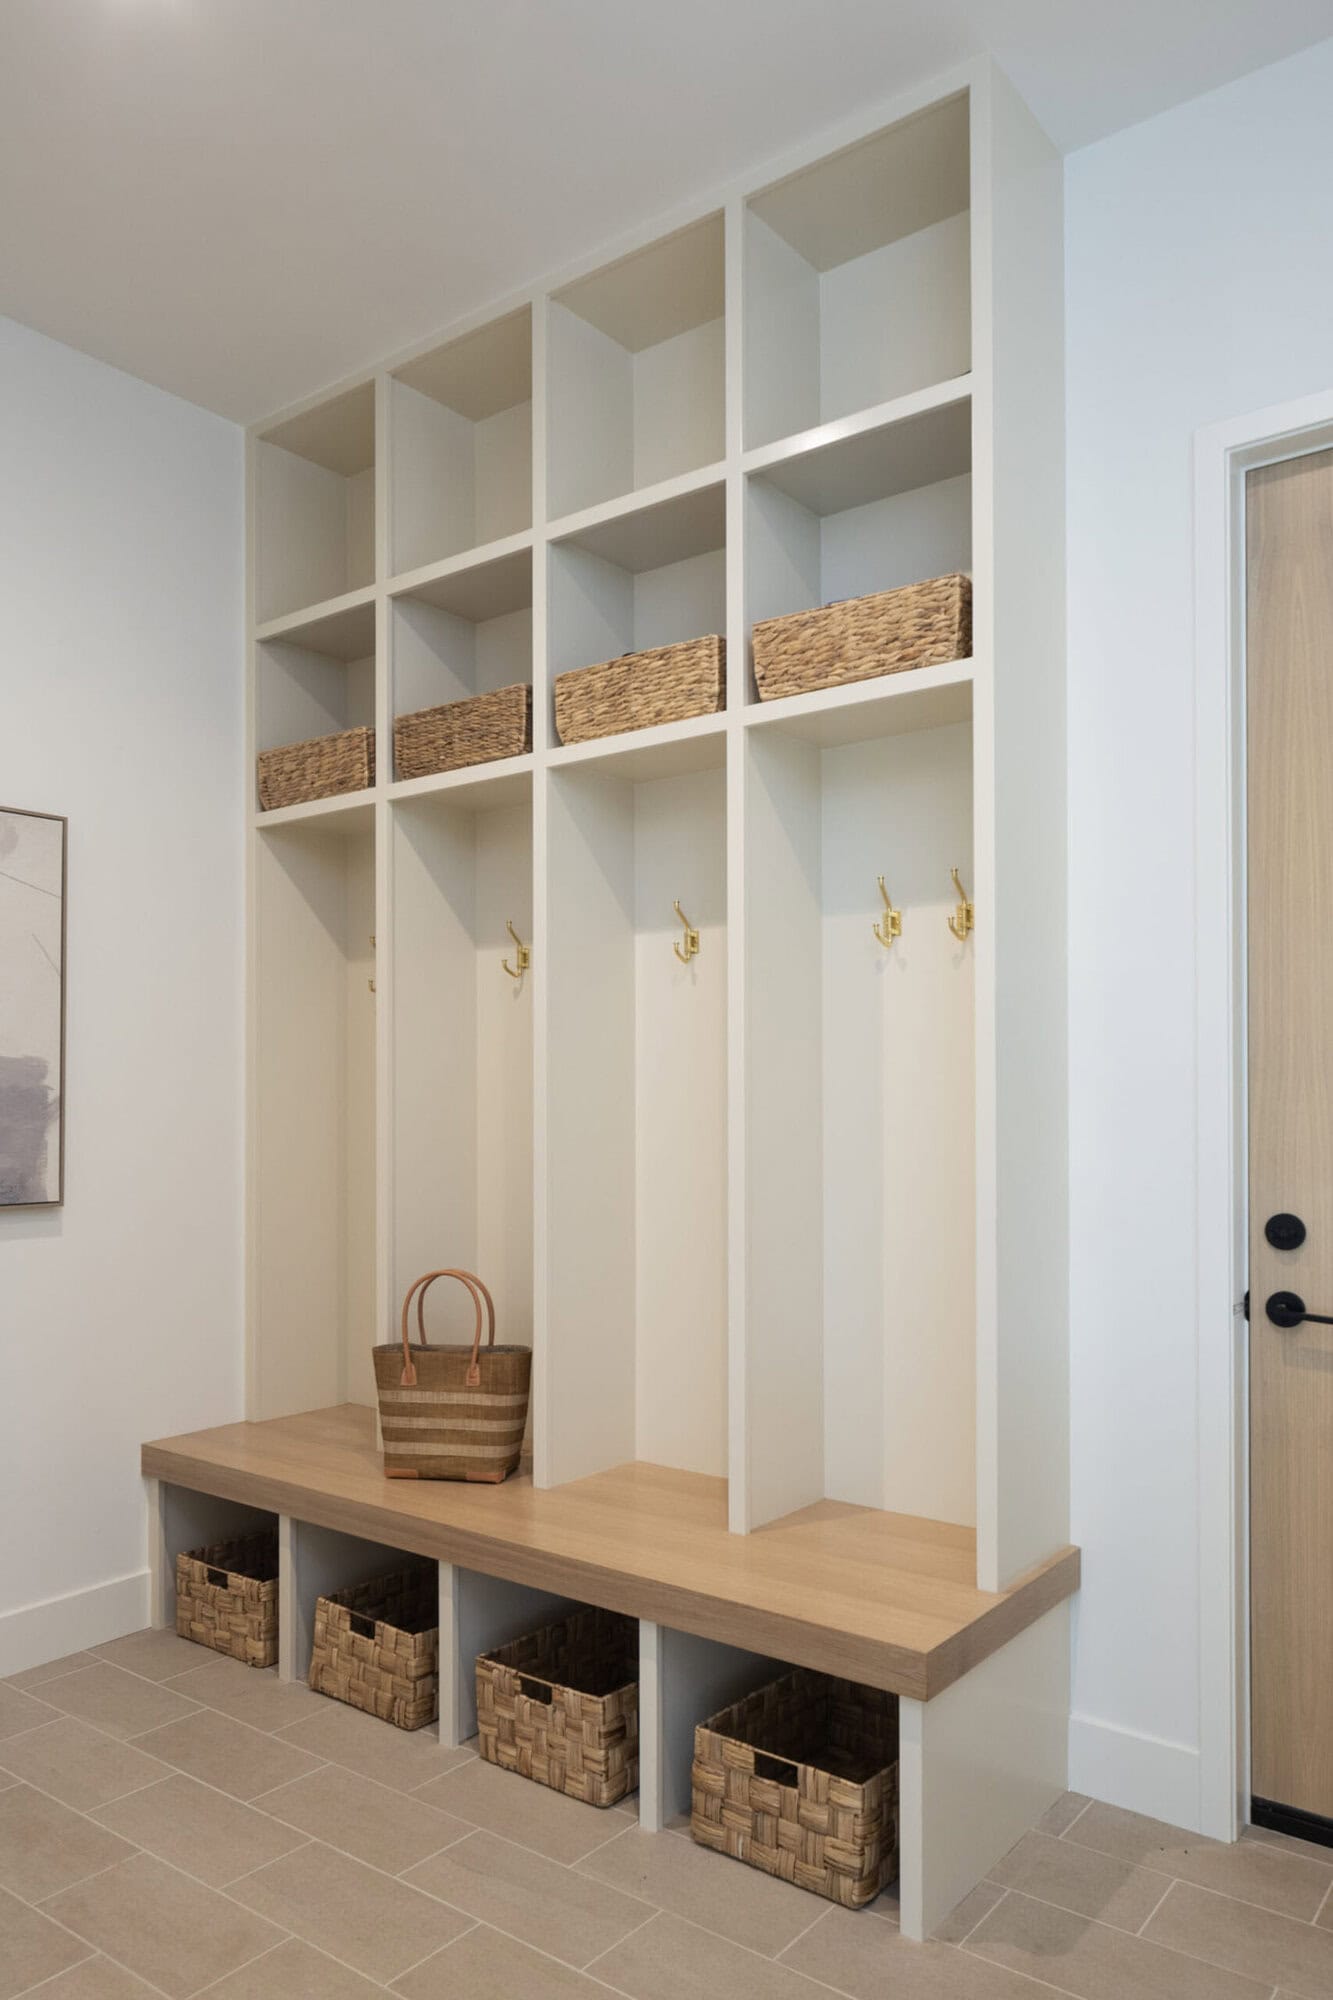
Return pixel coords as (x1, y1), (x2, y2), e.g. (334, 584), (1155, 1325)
(692, 1667), (899, 1908)
(176, 1532), (279, 1668)
(257, 725), (374, 810)
(752, 573), (971, 702)
(554, 635), (725, 745)
(477, 1607), (638, 1806)
(394, 683), (532, 781)
(308, 1566), (439, 1731)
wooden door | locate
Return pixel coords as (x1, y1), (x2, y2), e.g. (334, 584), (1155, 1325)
(1248, 445), (1333, 1830)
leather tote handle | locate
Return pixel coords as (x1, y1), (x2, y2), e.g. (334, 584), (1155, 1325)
(398, 1269), (495, 1390)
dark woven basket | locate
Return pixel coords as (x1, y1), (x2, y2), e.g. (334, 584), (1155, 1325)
(477, 1608), (638, 1807)
(373, 1268), (530, 1483)
(752, 574), (971, 701)
(176, 1533), (279, 1668)
(692, 1668), (899, 1908)
(554, 635), (724, 744)
(394, 684), (532, 781)
(308, 1567), (438, 1731)
(257, 725), (374, 809)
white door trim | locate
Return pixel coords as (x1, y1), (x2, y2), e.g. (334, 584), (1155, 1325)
(1193, 385), (1333, 1840)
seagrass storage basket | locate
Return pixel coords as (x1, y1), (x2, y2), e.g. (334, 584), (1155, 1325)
(373, 1267), (531, 1483)
(257, 725), (374, 810)
(751, 573), (971, 702)
(477, 1607), (638, 1807)
(554, 635), (725, 745)
(308, 1567), (438, 1731)
(175, 1533), (279, 1668)
(394, 684), (532, 781)
(691, 1668), (898, 1908)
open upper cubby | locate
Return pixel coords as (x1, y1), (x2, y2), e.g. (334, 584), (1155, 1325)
(390, 546), (533, 766)
(542, 761), (727, 1488)
(548, 480), (726, 748)
(255, 596), (375, 807)
(744, 714), (975, 1531)
(389, 307), (532, 576)
(745, 394), (972, 704)
(745, 94), (971, 449)
(548, 214), (725, 520)
(252, 811), (376, 1416)
(255, 383), (376, 624)
(390, 783), (534, 1407)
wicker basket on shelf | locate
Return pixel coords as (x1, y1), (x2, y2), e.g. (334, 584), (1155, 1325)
(372, 1268), (530, 1483)
(554, 635), (725, 745)
(257, 725), (374, 810)
(691, 1667), (898, 1908)
(394, 684), (532, 781)
(308, 1567), (438, 1731)
(752, 574), (971, 702)
(176, 1533), (279, 1668)
(477, 1607), (638, 1806)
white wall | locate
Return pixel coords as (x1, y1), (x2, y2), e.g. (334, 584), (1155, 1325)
(0, 316), (243, 1672)
(1066, 36), (1333, 1825)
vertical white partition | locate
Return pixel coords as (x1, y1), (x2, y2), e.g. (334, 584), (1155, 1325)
(436, 1569), (578, 1747)
(638, 1625), (779, 1831)
(279, 1521), (427, 1686)
(970, 67), (1067, 1591)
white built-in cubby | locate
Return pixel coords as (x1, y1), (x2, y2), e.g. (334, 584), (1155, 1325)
(249, 807), (377, 1415)
(543, 751), (728, 1486)
(389, 546), (534, 774)
(548, 480), (726, 741)
(389, 307), (533, 575)
(254, 597), (376, 801)
(246, 60), (1067, 1614)
(744, 712), (975, 1531)
(745, 393), (972, 703)
(390, 783), (535, 1377)
(254, 383), (375, 625)
(744, 94), (971, 449)
(548, 213), (725, 519)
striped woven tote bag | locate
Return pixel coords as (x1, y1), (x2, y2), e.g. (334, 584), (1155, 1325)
(373, 1268), (530, 1482)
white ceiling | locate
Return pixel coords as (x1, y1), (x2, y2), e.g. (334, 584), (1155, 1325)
(1, 0), (1330, 425)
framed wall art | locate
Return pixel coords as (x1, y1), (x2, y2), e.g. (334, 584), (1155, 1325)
(0, 807), (67, 1206)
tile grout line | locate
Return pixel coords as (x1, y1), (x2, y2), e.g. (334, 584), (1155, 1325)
(1311, 1873), (1333, 1928)
(1134, 1875), (1179, 1936)
(13, 1894), (186, 2000)
(954, 1882), (1010, 1947)
(6, 1945), (100, 2000)
(1054, 1796), (1094, 1840)
(1052, 1830), (1333, 1925)
(378, 1916), (482, 1992)
(963, 1876), (1333, 1995)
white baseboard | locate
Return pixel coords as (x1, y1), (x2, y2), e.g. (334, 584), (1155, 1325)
(0, 1570), (150, 1679)
(1069, 1710), (1201, 1830)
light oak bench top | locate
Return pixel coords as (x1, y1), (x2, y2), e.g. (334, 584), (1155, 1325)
(143, 1403), (1079, 1701)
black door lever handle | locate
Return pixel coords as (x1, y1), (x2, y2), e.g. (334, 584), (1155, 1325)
(1266, 1290), (1333, 1329)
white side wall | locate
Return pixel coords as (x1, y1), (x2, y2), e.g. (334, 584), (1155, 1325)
(1066, 35), (1333, 1824)
(0, 316), (244, 1673)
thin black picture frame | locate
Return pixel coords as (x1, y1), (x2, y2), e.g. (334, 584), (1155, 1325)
(0, 805), (67, 1208)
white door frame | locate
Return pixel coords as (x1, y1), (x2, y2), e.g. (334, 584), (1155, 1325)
(1194, 385), (1333, 1841)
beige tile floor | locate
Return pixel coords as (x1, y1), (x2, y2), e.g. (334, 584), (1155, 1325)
(2, 1631), (1332, 1997)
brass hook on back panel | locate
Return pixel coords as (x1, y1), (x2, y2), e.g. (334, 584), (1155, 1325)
(872, 876), (902, 949)
(948, 868), (975, 942)
(673, 900), (700, 965)
(502, 920), (531, 982)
